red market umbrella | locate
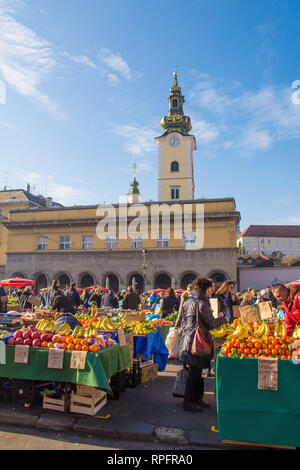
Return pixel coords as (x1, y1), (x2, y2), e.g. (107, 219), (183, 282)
(76, 288), (83, 293)
(286, 280), (300, 287)
(175, 289), (185, 294)
(147, 289), (166, 294)
(0, 278), (36, 287)
(88, 286), (108, 292)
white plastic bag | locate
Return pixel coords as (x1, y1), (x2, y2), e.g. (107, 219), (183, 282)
(165, 327), (180, 359)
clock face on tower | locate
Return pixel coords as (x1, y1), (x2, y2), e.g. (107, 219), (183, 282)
(168, 133), (181, 148)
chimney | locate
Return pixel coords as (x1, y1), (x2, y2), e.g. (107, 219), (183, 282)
(27, 183), (31, 193)
(46, 197), (53, 208)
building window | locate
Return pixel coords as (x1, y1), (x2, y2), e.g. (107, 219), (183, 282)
(130, 236), (143, 249)
(37, 237), (48, 251)
(183, 232), (196, 248)
(171, 186), (180, 200)
(170, 161), (179, 172)
(172, 98), (178, 108)
(261, 239), (264, 244)
(59, 236), (71, 250)
(82, 236), (93, 250)
(157, 233), (169, 248)
(106, 236), (118, 249)
(248, 258), (253, 264)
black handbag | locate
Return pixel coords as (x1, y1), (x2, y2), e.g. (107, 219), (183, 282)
(172, 365), (189, 397)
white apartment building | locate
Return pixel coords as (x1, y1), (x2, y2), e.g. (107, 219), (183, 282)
(237, 225), (300, 258)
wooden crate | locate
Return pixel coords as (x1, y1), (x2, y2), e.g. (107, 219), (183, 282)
(43, 394), (70, 413)
(139, 361), (158, 384)
(76, 384), (103, 397)
(70, 387), (107, 416)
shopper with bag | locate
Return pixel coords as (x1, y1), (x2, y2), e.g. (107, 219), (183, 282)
(178, 277), (227, 413)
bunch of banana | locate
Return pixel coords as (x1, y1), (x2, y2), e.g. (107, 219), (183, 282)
(227, 322), (251, 341)
(252, 321), (270, 339)
(274, 320), (286, 337)
(96, 317), (117, 331)
(293, 325), (300, 339)
(84, 325), (98, 338)
(72, 325), (85, 338)
(210, 324), (228, 338)
(36, 319), (56, 333)
(0, 330), (10, 339)
(56, 322), (71, 336)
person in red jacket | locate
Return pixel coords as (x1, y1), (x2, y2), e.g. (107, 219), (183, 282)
(272, 284), (300, 336)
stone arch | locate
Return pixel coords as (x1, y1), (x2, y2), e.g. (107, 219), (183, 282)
(78, 272), (96, 289)
(102, 273), (120, 294)
(154, 272), (172, 290)
(33, 272), (49, 292)
(53, 272), (72, 290)
(127, 272), (145, 294)
(180, 271), (198, 290)
(206, 270), (229, 289)
(11, 272), (27, 279)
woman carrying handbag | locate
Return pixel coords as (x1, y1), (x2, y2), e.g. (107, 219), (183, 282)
(178, 277), (228, 412)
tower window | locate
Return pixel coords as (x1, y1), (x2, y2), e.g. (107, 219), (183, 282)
(172, 98), (178, 108)
(171, 161), (179, 172)
(171, 186), (180, 200)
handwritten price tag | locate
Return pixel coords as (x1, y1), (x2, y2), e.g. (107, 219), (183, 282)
(48, 349), (64, 369)
(70, 351), (87, 370)
(258, 357), (278, 391)
(0, 342), (6, 365)
(14, 345), (29, 364)
(117, 329), (126, 346)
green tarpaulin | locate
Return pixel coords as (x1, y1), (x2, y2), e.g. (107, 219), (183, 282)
(217, 355), (300, 447)
(0, 345), (130, 394)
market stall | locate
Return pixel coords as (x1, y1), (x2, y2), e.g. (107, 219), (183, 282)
(216, 355), (300, 448)
(0, 344), (129, 393)
(212, 303), (300, 448)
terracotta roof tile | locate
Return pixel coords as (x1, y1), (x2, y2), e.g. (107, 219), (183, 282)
(238, 225), (300, 239)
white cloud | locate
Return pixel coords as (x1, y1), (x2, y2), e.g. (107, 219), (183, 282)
(0, 1), (65, 119)
(98, 47), (132, 80)
(62, 52), (96, 69)
(107, 73), (120, 86)
(191, 118), (219, 144)
(0, 120), (16, 131)
(111, 124), (157, 156)
(189, 72), (300, 155)
(238, 128), (272, 152)
(11, 170), (92, 205)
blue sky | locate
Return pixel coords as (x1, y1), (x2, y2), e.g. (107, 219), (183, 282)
(0, 0), (300, 230)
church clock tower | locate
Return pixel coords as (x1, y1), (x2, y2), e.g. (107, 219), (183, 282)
(155, 71), (196, 201)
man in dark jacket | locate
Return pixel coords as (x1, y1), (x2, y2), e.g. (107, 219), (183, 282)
(52, 290), (75, 314)
(101, 291), (119, 309)
(66, 283), (81, 310)
(122, 287), (140, 310)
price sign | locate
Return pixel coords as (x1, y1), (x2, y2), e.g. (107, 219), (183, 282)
(0, 342), (6, 365)
(257, 301), (273, 320)
(117, 329), (127, 346)
(258, 357), (278, 391)
(48, 348), (64, 369)
(70, 351), (87, 370)
(14, 345), (29, 364)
